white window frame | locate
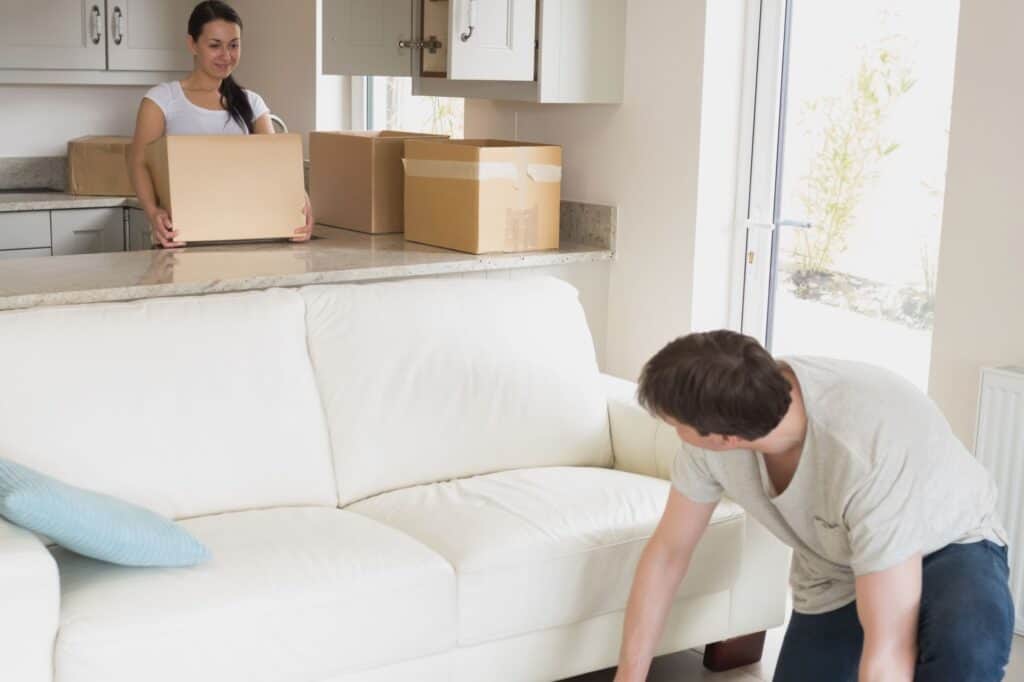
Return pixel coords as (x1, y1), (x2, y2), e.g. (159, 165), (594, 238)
(732, 0), (790, 346)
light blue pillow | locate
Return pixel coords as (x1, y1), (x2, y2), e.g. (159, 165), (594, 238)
(0, 458), (210, 567)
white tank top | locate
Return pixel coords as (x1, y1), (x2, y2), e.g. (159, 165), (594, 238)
(143, 81), (269, 135)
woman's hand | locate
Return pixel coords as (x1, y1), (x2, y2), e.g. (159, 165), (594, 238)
(148, 208), (185, 248)
(291, 193), (314, 242)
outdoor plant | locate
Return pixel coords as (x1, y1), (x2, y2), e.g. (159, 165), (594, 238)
(792, 38), (915, 286)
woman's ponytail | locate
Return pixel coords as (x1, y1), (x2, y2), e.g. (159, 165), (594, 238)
(219, 74), (254, 133)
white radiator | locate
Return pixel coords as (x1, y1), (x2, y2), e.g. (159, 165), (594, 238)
(974, 366), (1024, 635)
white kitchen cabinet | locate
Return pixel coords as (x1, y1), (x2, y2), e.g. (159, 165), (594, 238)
(446, 0), (536, 81)
(0, 211), (51, 251)
(418, 0), (625, 103)
(127, 207), (153, 251)
(0, 0), (190, 84)
(323, 0), (414, 78)
(322, 0), (625, 103)
(106, 0), (195, 72)
(0, 247), (52, 260)
(324, 0), (534, 80)
(51, 208), (125, 256)
(0, 0), (107, 70)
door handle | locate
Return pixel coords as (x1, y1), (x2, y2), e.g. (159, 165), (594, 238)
(745, 219), (813, 232)
(73, 228), (106, 234)
(112, 6), (125, 46)
(460, 0), (478, 42)
(89, 5), (103, 45)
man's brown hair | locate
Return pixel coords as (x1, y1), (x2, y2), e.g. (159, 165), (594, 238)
(637, 330), (792, 440)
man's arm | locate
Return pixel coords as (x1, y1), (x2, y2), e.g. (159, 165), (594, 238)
(855, 553), (922, 682)
(614, 488), (718, 682)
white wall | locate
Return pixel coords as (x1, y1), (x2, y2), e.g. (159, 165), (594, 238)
(0, 85), (146, 157)
(466, 1), (708, 380)
(928, 0), (1024, 446)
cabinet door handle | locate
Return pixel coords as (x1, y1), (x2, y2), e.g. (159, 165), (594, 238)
(89, 5), (103, 45)
(112, 6), (125, 46)
(72, 228), (106, 235)
(460, 0), (478, 42)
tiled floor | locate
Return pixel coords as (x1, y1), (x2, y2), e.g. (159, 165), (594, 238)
(563, 629), (1024, 681)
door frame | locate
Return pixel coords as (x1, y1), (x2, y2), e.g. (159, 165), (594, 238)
(731, 0), (792, 346)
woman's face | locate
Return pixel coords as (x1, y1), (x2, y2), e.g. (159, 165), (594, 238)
(189, 19), (241, 79)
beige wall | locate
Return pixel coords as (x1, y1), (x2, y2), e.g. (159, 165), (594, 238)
(466, 1), (708, 380)
(928, 0), (1024, 446)
(231, 0), (345, 153)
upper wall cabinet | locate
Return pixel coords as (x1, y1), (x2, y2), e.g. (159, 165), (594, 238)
(445, 0), (536, 81)
(106, 0), (195, 72)
(323, 0), (625, 104)
(0, 0), (192, 84)
(324, 0), (535, 81)
(323, 0), (415, 77)
(0, 0), (107, 70)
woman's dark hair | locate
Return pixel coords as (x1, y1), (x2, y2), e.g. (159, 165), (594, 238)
(188, 1), (254, 133)
(637, 330), (793, 441)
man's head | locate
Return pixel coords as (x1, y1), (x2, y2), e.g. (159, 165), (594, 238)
(637, 330), (793, 450)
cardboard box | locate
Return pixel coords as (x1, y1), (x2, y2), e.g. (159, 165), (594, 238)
(145, 134), (306, 243)
(67, 136), (135, 197)
(309, 130), (448, 234)
(403, 139), (562, 254)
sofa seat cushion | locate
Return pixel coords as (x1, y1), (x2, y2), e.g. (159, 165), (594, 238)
(349, 467), (746, 646)
(52, 507), (456, 682)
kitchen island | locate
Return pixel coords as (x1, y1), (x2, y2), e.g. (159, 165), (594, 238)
(0, 225), (609, 311)
(0, 199), (616, 312)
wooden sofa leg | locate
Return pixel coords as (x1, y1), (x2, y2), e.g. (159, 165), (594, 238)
(702, 630), (766, 672)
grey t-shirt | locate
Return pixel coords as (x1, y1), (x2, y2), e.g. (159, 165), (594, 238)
(671, 356), (1006, 614)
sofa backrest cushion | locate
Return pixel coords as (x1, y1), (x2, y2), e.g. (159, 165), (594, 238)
(0, 289), (337, 519)
(301, 277), (613, 506)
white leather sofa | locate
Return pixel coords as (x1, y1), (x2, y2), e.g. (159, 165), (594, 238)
(0, 277), (790, 682)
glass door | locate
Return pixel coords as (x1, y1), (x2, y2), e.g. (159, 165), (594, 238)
(739, 0), (960, 389)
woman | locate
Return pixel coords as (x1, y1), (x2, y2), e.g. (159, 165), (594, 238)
(129, 0), (313, 248)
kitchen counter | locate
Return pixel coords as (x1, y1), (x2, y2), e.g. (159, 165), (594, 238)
(0, 192), (139, 212)
(0, 222), (613, 311)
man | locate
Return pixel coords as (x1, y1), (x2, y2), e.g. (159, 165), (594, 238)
(613, 330), (1013, 682)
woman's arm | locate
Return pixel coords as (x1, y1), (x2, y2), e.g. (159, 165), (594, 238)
(129, 99), (183, 248)
(252, 113), (274, 135)
(250, 112), (314, 241)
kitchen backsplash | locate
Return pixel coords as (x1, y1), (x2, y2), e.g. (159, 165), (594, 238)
(0, 156), (67, 191)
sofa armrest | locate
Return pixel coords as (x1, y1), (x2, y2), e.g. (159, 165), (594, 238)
(603, 373), (680, 480)
(0, 518), (59, 682)
(602, 373), (792, 636)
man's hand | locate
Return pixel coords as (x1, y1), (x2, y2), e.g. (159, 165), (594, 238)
(614, 488), (718, 681)
(855, 553), (922, 682)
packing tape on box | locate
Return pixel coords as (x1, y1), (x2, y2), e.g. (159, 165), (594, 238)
(403, 159), (562, 184)
(505, 206), (539, 252)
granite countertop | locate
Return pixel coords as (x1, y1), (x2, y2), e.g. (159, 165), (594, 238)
(0, 192), (140, 212)
(0, 223), (613, 311)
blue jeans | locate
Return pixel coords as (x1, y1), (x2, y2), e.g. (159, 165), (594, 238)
(773, 541), (1014, 681)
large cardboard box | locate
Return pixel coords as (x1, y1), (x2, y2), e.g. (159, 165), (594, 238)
(309, 130), (448, 234)
(145, 134), (306, 243)
(67, 136), (135, 197)
(403, 139), (562, 254)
